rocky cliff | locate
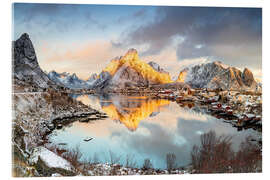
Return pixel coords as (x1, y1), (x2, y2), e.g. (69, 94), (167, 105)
(13, 33), (59, 91)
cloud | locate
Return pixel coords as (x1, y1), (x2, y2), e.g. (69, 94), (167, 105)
(116, 8), (147, 23)
(115, 6), (262, 70)
(14, 4), (262, 80)
(139, 45), (211, 78)
(39, 40), (126, 79)
(84, 11), (108, 30)
(13, 3), (108, 38)
(14, 3), (77, 28)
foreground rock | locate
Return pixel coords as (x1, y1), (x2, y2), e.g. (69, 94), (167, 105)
(29, 146), (76, 176)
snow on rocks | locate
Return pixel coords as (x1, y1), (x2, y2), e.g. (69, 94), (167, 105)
(51, 173), (62, 177)
(174, 89), (262, 131)
(12, 90), (106, 176)
(81, 163), (190, 176)
(29, 146), (74, 172)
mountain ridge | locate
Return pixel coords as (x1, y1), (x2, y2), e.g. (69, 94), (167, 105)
(176, 61), (258, 90)
(13, 33), (260, 92)
(47, 71), (91, 89)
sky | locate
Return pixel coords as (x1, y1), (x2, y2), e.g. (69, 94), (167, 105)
(13, 3), (262, 80)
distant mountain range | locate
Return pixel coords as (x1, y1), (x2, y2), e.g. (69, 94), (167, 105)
(47, 71), (91, 89)
(12, 33), (260, 92)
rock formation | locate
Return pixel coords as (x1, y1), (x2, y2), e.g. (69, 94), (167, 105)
(13, 33), (59, 91)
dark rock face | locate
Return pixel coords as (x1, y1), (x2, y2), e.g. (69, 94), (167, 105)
(92, 71), (112, 90)
(13, 33), (58, 90)
(180, 61), (258, 90)
(242, 68), (255, 87)
(14, 33), (38, 69)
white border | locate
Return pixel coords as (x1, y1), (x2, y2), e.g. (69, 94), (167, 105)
(7, 0), (264, 7)
(1, 0), (269, 180)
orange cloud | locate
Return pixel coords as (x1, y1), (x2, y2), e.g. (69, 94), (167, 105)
(39, 40), (125, 80)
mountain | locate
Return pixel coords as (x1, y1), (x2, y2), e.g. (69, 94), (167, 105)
(176, 61), (258, 90)
(48, 71), (90, 89)
(13, 33), (59, 91)
(13, 34), (258, 92)
(86, 73), (98, 84)
(94, 48), (172, 90)
(90, 71), (112, 90)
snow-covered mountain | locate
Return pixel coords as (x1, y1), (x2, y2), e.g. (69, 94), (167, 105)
(13, 33), (60, 91)
(48, 71), (94, 89)
(176, 61), (258, 90)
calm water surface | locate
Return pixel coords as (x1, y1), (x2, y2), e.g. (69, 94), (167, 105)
(48, 94), (260, 169)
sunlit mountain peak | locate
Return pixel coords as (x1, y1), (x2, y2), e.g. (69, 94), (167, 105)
(102, 48), (173, 84)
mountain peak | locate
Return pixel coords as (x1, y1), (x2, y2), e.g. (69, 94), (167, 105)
(243, 68), (252, 74)
(126, 48), (138, 54)
(14, 33), (37, 64)
(123, 48), (139, 62)
(70, 73), (79, 79)
(213, 61), (229, 69)
(19, 33), (30, 40)
(101, 48), (172, 87)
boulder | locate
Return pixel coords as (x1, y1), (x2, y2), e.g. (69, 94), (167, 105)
(29, 146), (75, 176)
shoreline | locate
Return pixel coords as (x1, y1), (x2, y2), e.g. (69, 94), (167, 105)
(12, 88), (262, 177)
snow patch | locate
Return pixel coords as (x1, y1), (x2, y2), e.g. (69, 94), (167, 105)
(29, 146), (73, 171)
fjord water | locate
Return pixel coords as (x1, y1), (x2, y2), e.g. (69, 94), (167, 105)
(48, 94), (260, 169)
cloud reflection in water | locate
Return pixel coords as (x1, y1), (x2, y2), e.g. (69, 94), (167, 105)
(48, 94), (259, 169)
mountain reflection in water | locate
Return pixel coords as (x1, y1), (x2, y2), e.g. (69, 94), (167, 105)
(103, 99), (170, 131)
(49, 94), (260, 169)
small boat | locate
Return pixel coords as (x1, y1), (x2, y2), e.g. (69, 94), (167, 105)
(84, 137), (93, 142)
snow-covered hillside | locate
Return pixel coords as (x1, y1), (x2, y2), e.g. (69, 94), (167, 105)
(177, 61), (259, 91)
